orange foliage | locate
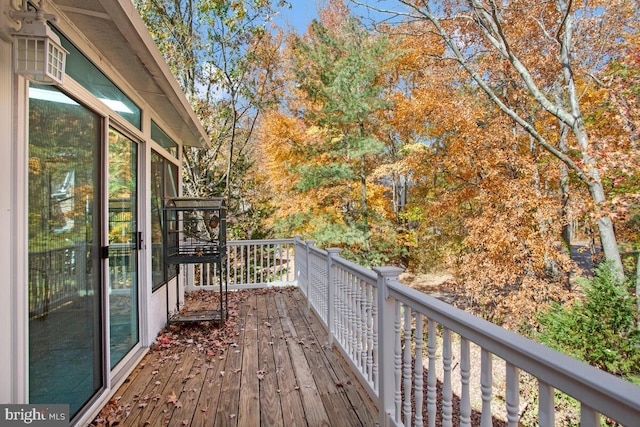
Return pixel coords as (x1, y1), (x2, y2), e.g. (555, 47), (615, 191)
(253, 0), (640, 325)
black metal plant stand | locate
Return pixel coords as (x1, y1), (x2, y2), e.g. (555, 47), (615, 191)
(163, 197), (227, 324)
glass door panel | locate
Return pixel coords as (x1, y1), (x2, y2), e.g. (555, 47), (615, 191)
(28, 85), (103, 417)
(108, 129), (139, 368)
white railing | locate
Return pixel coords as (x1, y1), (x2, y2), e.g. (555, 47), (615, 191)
(188, 237), (640, 426)
(185, 238), (296, 291)
(374, 272), (640, 427)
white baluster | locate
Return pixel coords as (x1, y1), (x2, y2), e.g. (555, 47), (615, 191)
(226, 247), (231, 287)
(394, 300), (402, 423)
(442, 328), (452, 427)
(427, 319), (436, 427)
(356, 279), (364, 370)
(335, 268), (342, 344)
(351, 277), (358, 359)
(262, 244), (266, 282)
(460, 337), (471, 427)
(506, 362), (520, 427)
(253, 243), (257, 284)
(366, 284), (374, 383)
(480, 349), (493, 427)
(259, 244), (263, 285)
(276, 243), (281, 282)
(580, 404), (600, 427)
(538, 381), (555, 427)
(341, 271), (348, 346)
(403, 306), (412, 424)
(414, 313), (424, 427)
(359, 280), (366, 370)
(371, 283), (379, 390)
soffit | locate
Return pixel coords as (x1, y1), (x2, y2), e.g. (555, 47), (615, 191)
(52, 0), (208, 148)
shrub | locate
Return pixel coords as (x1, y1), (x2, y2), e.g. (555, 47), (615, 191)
(536, 261), (640, 377)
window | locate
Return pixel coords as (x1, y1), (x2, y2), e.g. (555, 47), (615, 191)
(53, 28), (141, 129)
(151, 120), (178, 158)
(151, 150), (179, 290)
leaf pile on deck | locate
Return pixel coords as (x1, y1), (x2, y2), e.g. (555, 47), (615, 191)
(89, 289), (263, 426)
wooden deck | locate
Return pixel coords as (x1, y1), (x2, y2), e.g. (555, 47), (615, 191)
(93, 287), (378, 426)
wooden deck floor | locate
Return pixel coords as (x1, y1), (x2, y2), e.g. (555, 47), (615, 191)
(93, 287), (378, 426)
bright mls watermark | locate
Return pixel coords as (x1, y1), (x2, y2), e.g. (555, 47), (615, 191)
(0, 405), (68, 426)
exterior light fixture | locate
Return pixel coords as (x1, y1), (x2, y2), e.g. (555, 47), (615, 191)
(12, 8), (67, 85)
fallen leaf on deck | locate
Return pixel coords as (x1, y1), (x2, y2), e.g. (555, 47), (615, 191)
(167, 391), (178, 405)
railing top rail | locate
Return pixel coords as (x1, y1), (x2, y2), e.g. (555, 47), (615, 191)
(385, 278), (640, 425)
(227, 238), (295, 246)
(227, 238), (293, 246)
(331, 255), (377, 285)
(308, 244), (328, 258)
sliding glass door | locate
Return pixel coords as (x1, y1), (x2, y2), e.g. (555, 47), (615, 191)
(108, 129), (139, 368)
(28, 85), (103, 417)
(28, 87), (142, 418)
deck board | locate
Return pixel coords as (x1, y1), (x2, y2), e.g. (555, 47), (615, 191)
(278, 293), (331, 426)
(287, 291), (378, 427)
(98, 287), (378, 426)
(238, 292), (260, 426)
(213, 292), (248, 426)
(257, 290), (283, 426)
(273, 294), (308, 426)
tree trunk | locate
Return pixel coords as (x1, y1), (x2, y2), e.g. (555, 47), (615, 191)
(587, 180), (624, 278)
(555, 85), (572, 250)
(556, 0), (623, 278)
(385, 0), (626, 278)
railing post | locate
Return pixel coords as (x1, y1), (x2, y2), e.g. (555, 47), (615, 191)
(373, 266), (404, 427)
(326, 248), (341, 346)
(293, 235), (301, 287)
(184, 263), (195, 292)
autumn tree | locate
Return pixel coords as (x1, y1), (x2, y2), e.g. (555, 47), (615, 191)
(380, 32), (575, 322)
(135, 0), (287, 237)
(254, 2), (404, 264)
(358, 0), (639, 279)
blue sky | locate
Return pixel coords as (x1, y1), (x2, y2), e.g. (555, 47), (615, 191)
(273, 1), (320, 34)
(271, 1), (400, 35)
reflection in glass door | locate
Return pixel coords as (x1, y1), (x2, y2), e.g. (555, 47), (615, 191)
(28, 85), (103, 417)
(108, 129), (139, 368)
